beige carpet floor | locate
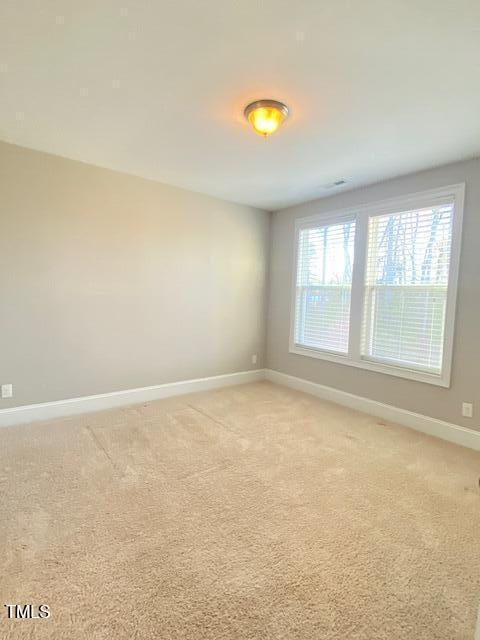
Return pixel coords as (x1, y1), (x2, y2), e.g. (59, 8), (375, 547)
(1, 381), (479, 639)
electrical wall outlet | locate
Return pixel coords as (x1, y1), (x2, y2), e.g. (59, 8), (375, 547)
(462, 402), (473, 418)
(251, 354), (257, 365)
(1, 383), (13, 399)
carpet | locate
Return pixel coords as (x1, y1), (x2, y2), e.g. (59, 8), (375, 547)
(1, 381), (479, 639)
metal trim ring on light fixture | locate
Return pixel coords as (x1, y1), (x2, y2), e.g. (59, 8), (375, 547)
(244, 99), (289, 120)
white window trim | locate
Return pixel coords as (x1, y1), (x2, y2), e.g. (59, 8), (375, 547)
(289, 183), (465, 388)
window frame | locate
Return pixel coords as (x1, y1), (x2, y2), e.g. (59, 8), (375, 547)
(289, 184), (465, 388)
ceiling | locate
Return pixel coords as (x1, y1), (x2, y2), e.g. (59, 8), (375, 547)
(1, 1), (479, 211)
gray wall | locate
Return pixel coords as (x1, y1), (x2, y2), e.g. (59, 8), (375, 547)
(267, 158), (480, 430)
(0, 141), (270, 408)
(2, 139), (478, 429)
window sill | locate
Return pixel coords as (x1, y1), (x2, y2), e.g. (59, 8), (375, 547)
(289, 344), (450, 388)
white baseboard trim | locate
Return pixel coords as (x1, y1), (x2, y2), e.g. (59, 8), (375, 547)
(265, 369), (480, 452)
(3, 367), (479, 452)
(0, 369), (266, 428)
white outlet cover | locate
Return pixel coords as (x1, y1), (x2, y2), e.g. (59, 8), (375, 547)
(1, 383), (13, 399)
(251, 354), (257, 365)
(462, 402), (473, 418)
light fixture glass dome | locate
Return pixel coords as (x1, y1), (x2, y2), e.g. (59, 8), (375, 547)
(244, 100), (289, 137)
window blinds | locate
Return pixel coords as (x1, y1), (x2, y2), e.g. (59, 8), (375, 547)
(294, 220), (356, 354)
(362, 204), (454, 373)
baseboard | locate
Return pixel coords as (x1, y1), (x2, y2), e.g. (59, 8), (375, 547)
(265, 369), (480, 452)
(0, 369), (266, 428)
(4, 367), (479, 452)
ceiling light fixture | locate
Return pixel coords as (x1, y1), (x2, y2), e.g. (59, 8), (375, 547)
(244, 99), (289, 137)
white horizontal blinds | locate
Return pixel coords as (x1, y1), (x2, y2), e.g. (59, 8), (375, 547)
(295, 220), (356, 354)
(362, 202), (454, 373)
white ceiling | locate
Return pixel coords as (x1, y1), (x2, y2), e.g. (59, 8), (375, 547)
(1, 1), (479, 210)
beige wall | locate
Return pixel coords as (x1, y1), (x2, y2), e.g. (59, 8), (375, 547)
(267, 158), (480, 430)
(0, 141), (270, 408)
(2, 139), (478, 429)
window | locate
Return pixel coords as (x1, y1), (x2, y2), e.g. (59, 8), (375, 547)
(362, 205), (452, 374)
(290, 185), (465, 386)
(294, 218), (355, 354)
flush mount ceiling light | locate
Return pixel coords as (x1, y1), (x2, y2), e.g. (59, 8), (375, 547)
(244, 99), (289, 137)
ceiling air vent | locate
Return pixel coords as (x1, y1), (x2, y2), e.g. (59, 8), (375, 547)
(323, 179), (348, 190)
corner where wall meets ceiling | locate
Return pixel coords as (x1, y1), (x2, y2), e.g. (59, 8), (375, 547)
(0, 0), (479, 209)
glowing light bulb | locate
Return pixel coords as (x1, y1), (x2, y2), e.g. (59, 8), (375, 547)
(244, 100), (289, 137)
